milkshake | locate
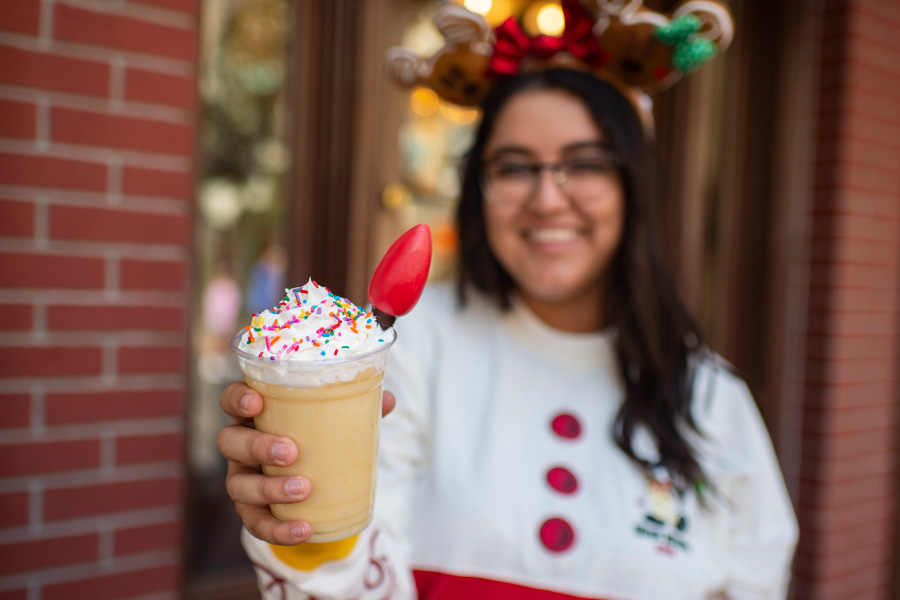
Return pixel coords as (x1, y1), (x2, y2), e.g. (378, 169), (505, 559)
(231, 279), (396, 543)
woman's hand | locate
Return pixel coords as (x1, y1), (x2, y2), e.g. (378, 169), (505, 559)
(217, 382), (396, 545)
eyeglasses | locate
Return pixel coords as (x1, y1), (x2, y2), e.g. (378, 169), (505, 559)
(480, 152), (623, 209)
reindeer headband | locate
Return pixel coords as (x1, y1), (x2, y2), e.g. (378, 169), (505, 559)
(384, 0), (733, 110)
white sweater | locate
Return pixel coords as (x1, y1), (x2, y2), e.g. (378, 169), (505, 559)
(242, 283), (798, 600)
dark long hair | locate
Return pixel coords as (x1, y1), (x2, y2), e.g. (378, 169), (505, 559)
(456, 68), (707, 491)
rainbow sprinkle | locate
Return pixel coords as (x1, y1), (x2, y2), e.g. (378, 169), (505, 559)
(240, 279), (383, 360)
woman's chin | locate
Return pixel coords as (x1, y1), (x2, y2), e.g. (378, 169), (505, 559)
(519, 280), (589, 306)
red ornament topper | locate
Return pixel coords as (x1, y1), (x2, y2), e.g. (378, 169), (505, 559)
(368, 224), (432, 324)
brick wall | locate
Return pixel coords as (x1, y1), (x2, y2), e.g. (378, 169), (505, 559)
(794, 0), (900, 598)
(0, 0), (197, 598)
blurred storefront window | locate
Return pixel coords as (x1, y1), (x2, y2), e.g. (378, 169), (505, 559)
(187, 0), (293, 595)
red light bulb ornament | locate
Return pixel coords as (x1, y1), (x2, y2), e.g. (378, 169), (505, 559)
(368, 224), (433, 328)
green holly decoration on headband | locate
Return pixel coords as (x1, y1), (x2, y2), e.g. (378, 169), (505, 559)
(655, 14), (718, 74)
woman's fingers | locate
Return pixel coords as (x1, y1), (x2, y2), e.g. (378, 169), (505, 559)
(226, 468), (311, 506)
(220, 381), (262, 420)
(382, 390), (396, 417)
(236, 503), (311, 545)
(218, 424), (298, 467)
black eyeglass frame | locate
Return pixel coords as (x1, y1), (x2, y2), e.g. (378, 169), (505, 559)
(478, 149), (624, 205)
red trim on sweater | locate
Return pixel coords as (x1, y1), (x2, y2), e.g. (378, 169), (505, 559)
(414, 570), (607, 600)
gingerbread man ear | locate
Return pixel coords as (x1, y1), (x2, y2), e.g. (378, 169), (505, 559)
(672, 1), (734, 51)
(433, 4), (493, 53)
(585, 0), (644, 18)
(384, 47), (426, 88)
(653, 0), (732, 75)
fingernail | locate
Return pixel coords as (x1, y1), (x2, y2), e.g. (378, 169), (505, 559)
(284, 477), (304, 496)
(272, 442), (289, 462)
(291, 523), (308, 539)
(240, 394), (253, 413)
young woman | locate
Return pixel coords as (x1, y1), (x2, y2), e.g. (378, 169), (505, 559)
(218, 68), (798, 599)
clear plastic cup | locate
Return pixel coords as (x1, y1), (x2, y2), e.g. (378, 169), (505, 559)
(230, 329), (396, 543)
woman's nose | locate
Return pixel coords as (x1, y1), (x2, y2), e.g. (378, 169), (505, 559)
(529, 168), (570, 212)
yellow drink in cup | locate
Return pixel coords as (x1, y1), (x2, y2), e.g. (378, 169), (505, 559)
(230, 279), (396, 543)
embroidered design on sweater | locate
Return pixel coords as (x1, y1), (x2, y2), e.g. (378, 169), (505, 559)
(634, 466), (690, 556)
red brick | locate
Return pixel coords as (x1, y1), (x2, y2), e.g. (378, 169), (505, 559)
(802, 427), (895, 461)
(0, 200), (34, 237)
(801, 449), (894, 485)
(132, 0), (199, 13)
(48, 305), (185, 331)
(810, 239), (899, 267)
(815, 137), (900, 172)
(0, 0), (41, 35)
(0, 252), (105, 289)
(853, 9), (900, 51)
(808, 264), (900, 289)
(44, 478), (182, 521)
(0, 393), (30, 428)
(115, 521), (181, 555)
(828, 188), (900, 220)
(0, 99), (36, 139)
(51, 107), (193, 156)
(0, 153), (107, 192)
(821, 37), (900, 87)
(809, 213), (900, 243)
(798, 517), (893, 557)
(819, 47), (900, 95)
(43, 565), (179, 600)
(819, 90), (900, 128)
(811, 286), (900, 315)
(49, 206), (189, 245)
(0, 304), (33, 331)
(815, 161), (900, 195)
(840, 163), (900, 196)
(819, 112), (900, 146)
(837, 56), (900, 98)
(54, 4), (195, 61)
(45, 389), (184, 425)
(812, 543), (892, 582)
(0, 440), (100, 477)
(122, 166), (193, 199)
(117, 346), (185, 375)
(0, 346), (102, 377)
(0, 533), (98, 576)
(797, 495), (893, 534)
(120, 258), (186, 291)
(0, 492), (28, 528)
(807, 309), (894, 337)
(0, 589), (26, 600)
(806, 356), (895, 384)
(803, 403), (896, 435)
(0, 45), (110, 97)
(125, 67), (196, 109)
(806, 333), (896, 360)
(117, 433), (183, 465)
(804, 381), (896, 411)
(799, 473), (894, 509)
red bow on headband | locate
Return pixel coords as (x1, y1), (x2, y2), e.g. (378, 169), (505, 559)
(488, 0), (606, 77)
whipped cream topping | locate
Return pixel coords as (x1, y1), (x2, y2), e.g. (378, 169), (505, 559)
(232, 279), (395, 387)
(237, 278), (390, 361)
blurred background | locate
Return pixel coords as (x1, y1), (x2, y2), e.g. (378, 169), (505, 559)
(0, 0), (898, 598)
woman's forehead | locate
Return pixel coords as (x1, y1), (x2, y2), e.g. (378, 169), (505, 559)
(485, 88), (606, 153)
